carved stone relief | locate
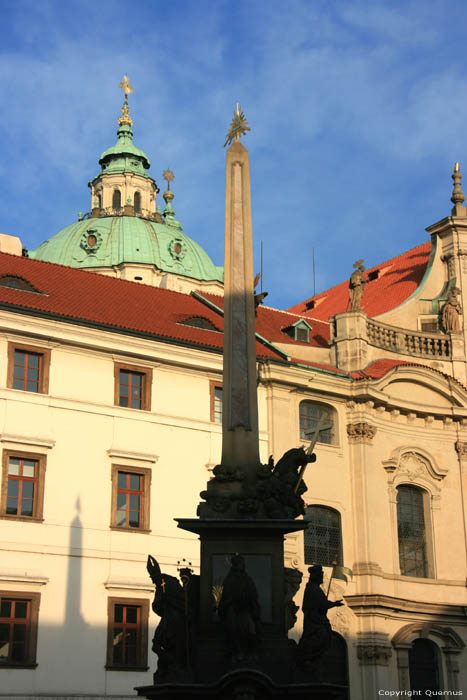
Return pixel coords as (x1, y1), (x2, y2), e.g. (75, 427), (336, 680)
(346, 422), (377, 442)
(356, 644), (392, 666)
(455, 441), (467, 459)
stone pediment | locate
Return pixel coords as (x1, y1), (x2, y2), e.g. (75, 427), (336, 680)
(383, 378), (453, 407)
(375, 364), (467, 409)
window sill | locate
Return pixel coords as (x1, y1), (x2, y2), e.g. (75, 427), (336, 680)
(105, 664), (149, 672)
(0, 662), (38, 669)
(0, 514), (44, 523)
(110, 526), (151, 534)
(114, 404), (150, 413)
(8, 387), (47, 396)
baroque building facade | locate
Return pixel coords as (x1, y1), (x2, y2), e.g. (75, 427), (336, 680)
(0, 94), (466, 699)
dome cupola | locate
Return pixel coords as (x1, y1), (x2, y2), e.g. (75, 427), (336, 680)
(88, 75), (159, 218)
(28, 77), (224, 295)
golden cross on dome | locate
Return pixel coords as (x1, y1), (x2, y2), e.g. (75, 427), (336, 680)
(163, 168), (175, 190)
(224, 102), (250, 147)
(119, 74), (134, 95)
(118, 75), (134, 126)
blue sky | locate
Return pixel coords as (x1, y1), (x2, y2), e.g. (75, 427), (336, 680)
(2, 0), (467, 309)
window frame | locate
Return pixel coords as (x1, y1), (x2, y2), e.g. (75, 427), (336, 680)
(303, 504), (343, 567)
(299, 400), (337, 446)
(112, 189), (122, 210)
(106, 597), (149, 671)
(209, 380), (223, 423)
(0, 591), (40, 668)
(134, 191), (141, 213)
(396, 484), (433, 579)
(110, 464), (151, 533)
(7, 343), (51, 394)
(0, 450), (47, 523)
(114, 363), (152, 412)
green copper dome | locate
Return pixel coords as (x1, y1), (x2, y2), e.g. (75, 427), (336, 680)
(28, 215), (224, 283)
(97, 123), (151, 177)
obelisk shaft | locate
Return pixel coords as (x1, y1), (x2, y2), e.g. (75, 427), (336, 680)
(221, 140), (260, 471)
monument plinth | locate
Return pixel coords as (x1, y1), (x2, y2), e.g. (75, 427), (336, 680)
(136, 106), (346, 700)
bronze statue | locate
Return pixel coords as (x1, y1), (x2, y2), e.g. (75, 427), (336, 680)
(284, 567), (303, 631)
(217, 554), (261, 664)
(442, 287), (462, 333)
(297, 565), (343, 671)
(147, 555), (190, 681)
(348, 260), (366, 311)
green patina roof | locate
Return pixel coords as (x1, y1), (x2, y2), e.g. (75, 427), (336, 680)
(28, 216), (224, 283)
(97, 124), (151, 177)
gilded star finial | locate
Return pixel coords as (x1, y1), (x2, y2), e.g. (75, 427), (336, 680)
(224, 102), (250, 148)
(118, 75), (134, 127)
(163, 168), (175, 190)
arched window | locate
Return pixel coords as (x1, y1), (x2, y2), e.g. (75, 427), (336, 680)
(134, 191), (141, 213)
(396, 485), (428, 578)
(299, 401), (336, 444)
(304, 506), (342, 566)
(97, 193), (102, 208)
(409, 639), (441, 692)
(112, 189), (121, 210)
(320, 633), (349, 698)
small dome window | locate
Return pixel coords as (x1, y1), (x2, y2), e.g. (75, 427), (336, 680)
(80, 228), (103, 254)
(134, 191), (141, 213)
(112, 189), (122, 210)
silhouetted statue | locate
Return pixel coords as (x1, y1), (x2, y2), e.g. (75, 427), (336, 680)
(218, 554), (261, 664)
(297, 565), (343, 671)
(147, 555), (189, 682)
(284, 567), (303, 631)
(348, 260), (366, 311)
(442, 287), (462, 332)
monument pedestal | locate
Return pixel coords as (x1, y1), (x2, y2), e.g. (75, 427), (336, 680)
(135, 519), (347, 699)
(136, 669), (346, 699)
(177, 518), (305, 684)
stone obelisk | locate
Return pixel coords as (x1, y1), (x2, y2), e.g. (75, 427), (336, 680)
(221, 105), (260, 472)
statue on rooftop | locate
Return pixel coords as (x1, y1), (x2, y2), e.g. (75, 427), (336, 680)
(348, 259), (366, 311)
(297, 565), (343, 672)
(442, 287), (462, 333)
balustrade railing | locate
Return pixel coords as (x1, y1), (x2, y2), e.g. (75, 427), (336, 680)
(367, 319), (451, 359)
(80, 207), (164, 223)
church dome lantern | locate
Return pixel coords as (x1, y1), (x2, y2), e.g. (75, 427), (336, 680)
(28, 77), (224, 294)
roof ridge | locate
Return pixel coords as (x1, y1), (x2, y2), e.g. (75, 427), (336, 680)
(293, 239), (431, 308)
(259, 304), (330, 324)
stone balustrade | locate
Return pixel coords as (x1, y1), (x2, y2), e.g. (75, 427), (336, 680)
(367, 319), (451, 359)
(81, 207), (164, 223)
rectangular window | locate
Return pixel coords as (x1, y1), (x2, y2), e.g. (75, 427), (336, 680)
(1, 451), (46, 522)
(0, 592), (40, 667)
(7, 343), (51, 394)
(110, 465), (151, 532)
(114, 363), (152, 411)
(106, 597), (149, 670)
(210, 381), (223, 423)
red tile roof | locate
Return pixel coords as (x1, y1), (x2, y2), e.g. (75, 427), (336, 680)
(288, 357), (464, 389)
(287, 241), (431, 320)
(0, 253), (283, 359)
(196, 292), (331, 347)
